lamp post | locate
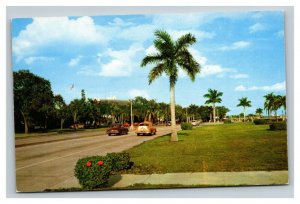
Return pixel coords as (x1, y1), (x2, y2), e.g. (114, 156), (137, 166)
(130, 99), (134, 131)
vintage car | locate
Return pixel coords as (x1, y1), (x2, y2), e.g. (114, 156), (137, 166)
(107, 124), (129, 136)
(191, 120), (201, 126)
(136, 121), (157, 136)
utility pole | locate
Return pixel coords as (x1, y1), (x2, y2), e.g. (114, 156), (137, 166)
(130, 100), (134, 131)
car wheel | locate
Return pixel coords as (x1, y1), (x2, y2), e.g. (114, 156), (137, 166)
(108, 133), (111, 136)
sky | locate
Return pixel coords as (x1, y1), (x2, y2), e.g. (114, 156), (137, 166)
(11, 11), (286, 115)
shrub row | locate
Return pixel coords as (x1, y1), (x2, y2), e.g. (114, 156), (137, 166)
(269, 122), (287, 131)
(74, 152), (131, 190)
(181, 122), (193, 130)
(224, 120), (232, 124)
(253, 119), (268, 125)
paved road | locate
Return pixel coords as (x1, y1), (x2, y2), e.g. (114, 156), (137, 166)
(15, 126), (176, 192)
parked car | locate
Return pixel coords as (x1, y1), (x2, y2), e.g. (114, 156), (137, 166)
(107, 124), (129, 136)
(123, 122), (130, 127)
(136, 121), (157, 136)
(70, 123), (85, 129)
(191, 120), (201, 126)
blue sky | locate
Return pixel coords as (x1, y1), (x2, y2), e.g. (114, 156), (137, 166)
(12, 11), (286, 115)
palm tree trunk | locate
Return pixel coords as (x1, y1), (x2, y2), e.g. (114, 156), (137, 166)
(60, 118), (64, 130)
(243, 107), (246, 122)
(170, 85), (178, 142)
(213, 104), (216, 123)
(21, 111), (29, 134)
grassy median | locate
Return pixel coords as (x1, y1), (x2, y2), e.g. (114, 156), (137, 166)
(124, 123), (288, 174)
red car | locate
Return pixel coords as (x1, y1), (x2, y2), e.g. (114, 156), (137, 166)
(107, 124), (129, 136)
(123, 122), (130, 127)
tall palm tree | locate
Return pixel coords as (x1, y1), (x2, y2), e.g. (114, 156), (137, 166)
(203, 89), (223, 123)
(237, 97), (252, 122)
(264, 92), (275, 117)
(141, 30), (201, 142)
(273, 95), (283, 122)
(255, 108), (263, 118)
(281, 95), (286, 120)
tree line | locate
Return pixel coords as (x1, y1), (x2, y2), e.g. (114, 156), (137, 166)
(13, 70), (231, 134)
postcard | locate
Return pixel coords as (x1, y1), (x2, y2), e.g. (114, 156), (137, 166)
(12, 11), (287, 192)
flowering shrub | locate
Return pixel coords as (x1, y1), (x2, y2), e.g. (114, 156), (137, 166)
(74, 152), (132, 189)
(74, 156), (112, 189)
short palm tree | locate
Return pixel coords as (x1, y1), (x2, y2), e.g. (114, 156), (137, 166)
(237, 97), (252, 122)
(203, 89), (223, 123)
(255, 108), (263, 118)
(141, 30), (201, 142)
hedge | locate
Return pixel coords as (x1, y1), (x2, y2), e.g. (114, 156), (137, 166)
(181, 122), (193, 130)
(106, 152), (131, 172)
(269, 122), (287, 131)
(253, 119), (268, 125)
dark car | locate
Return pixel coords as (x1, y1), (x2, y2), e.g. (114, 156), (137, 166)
(107, 124), (129, 136)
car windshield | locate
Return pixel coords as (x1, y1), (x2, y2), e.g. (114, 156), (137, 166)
(111, 124), (121, 128)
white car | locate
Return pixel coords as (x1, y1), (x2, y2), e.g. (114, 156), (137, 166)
(191, 120), (201, 126)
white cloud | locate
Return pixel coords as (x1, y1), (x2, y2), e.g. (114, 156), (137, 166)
(117, 24), (155, 42)
(234, 82), (286, 92)
(167, 29), (215, 41)
(145, 45), (158, 55)
(249, 23), (267, 33)
(128, 89), (149, 99)
(98, 44), (144, 77)
(200, 65), (235, 78)
(68, 55), (82, 67)
(151, 12), (252, 30)
(234, 85), (247, 91)
(230, 74), (249, 79)
(108, 17), (134, 27)
(219, 41), (251, 51)
(24, 56), (54, 65)
(13, 16), (109, 60)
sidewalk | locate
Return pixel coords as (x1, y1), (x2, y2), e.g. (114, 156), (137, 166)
(51, 170), (288, 190)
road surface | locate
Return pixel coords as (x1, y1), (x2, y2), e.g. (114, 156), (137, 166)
(15, 126), (176, 192)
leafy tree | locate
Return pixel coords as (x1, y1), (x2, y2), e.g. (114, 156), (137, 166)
(216, 106), (230, 121)
(13, 70), (54, 133)
(203, 89), (223, 123)
(141, 30), (201, 142)
(237, 97), (252, 122)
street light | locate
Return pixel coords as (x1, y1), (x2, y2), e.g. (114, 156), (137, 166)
(130, 99), (134, 131)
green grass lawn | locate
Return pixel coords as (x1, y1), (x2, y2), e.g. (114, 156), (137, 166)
(123, 123), (288, 174)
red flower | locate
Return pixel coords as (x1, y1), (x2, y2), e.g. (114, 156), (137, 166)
(97, 161), (104, 166)
(86, 161), (92, 167)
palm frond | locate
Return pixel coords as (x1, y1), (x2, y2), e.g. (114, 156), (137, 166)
(141, 54), (164, 67)
(175, 33), (196, 53)
(148, 63), (165, 85)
